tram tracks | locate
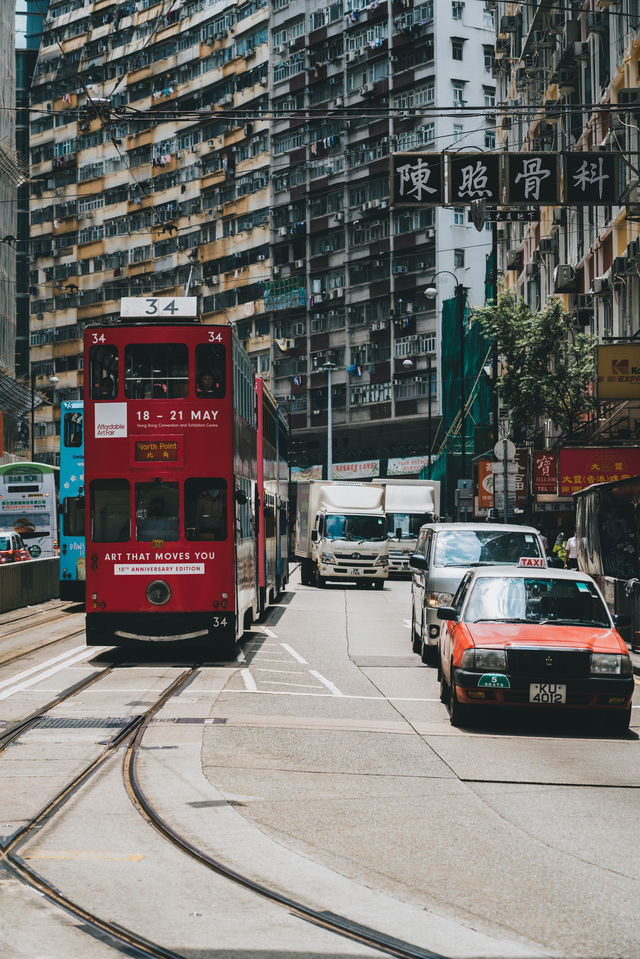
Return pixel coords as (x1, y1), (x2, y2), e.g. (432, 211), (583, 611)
(0, 603), (89, 670)
(0, 653), (445, 959)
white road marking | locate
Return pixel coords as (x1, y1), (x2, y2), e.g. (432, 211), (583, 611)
(255, 626), (278, 639)
(280, 643), (307, 664)
(0, 645), (89, 691)
(0, 648), (106, 702)
(240, 669), (257, 692)
(262, 681), (327, 689)
(309, 670), (343, 697)
(235, 649), (246, 663)
(256, 668), (309, 675)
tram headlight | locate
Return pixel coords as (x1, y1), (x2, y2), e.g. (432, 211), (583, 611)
(146, 579), (172, 606)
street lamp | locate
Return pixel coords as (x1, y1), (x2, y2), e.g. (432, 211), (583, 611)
(425, 272), (468, 481)
(321, 361), (337, 480)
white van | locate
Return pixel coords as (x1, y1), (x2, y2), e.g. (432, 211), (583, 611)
(409, 523), (548, 665)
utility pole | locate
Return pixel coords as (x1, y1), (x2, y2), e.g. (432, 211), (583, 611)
(322, 361), (337, 480)
(456, 283), (467, 480)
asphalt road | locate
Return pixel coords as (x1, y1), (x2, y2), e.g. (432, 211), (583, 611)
(0, 575), (638, 959)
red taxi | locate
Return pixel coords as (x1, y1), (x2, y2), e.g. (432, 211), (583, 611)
(0, 530), (32, 563)
(437, 564), (634, 732)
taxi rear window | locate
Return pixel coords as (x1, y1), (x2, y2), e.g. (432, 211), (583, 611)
(0, 538), (10, 550)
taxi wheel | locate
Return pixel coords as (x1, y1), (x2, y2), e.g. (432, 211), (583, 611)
(449, 671), (472, 727)
(604, 707), (631, 735)
(411, 610), (422, 654)
(439, 659), (450, 705)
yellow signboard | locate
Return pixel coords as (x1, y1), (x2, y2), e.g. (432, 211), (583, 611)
(597, 344), (640, 399)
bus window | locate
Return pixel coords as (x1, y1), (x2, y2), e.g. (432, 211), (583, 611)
(90, 479), (130, 542)
(91, 345), (118, 399)
(63, 412), (83, 448)
(184, 479), (227, 540)
(124, 344), (189, 399)
(63, 496), (85, 537)
(195, 344), (226, 398)
(136, 481), (180, 541)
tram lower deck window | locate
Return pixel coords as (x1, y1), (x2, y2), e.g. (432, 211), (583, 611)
(90, 479), (130, 542)
(136, 481), (180, 541)
(184, 479), (227, 540)
(125, 344), (189, 399)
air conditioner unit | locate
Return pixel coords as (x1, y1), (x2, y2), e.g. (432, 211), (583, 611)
(553, 263), (577, 292)
(273, 266), (281, 276)
(360, 84), (372, 95)
(257, 254), (266, 261)
(557, 69), (576, 94)
(612, 256), (628, 276)
(85, 212), (94, 220)
(277, 43), (286, 53)
(332, 212), (344, 223)
(393, 265), (409, 274)
(277, 226), (287, 236)
(208, 276), (219, 286)
(219, 94), (233, 106)
(294, 259), (304, 268)
(346, 51), (356, 62)
(332, 97), (344, 107)
(425, 227), (435, 239)
(574, 41), (590, 60)
(538, 237), (554, 253)
(335, 287), (344, 297)
(586, 12), (606, 33)
(592, 275), (611, 293)
(525, 263), (538, 277)
(500, 14), (518, 32)
(506, 249), (522, 271)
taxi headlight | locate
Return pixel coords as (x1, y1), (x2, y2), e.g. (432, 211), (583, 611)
(591, 653), (632, 676)
(462, 649), (507, 670)
(428, 591), (454, 607)
(146, 579), (171, 606)
(321, 551), (335, 564)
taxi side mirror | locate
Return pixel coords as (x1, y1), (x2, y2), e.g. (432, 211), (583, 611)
(409, 553), (427, 571)
(437, 606), (458, 621)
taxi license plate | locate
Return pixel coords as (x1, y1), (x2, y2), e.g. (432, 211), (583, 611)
(529, 683), (566, 704)
(352, 568), (361, 576)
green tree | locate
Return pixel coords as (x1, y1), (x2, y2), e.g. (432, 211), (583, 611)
(472, 291), (596, 442)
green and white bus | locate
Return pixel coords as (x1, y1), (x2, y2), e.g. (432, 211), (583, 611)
(0, 462), (59, 558)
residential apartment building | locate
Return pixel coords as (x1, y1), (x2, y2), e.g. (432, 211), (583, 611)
(493, 1), (640, 445)
(0, 12), (17, 373)
(28, 0), (495, 468)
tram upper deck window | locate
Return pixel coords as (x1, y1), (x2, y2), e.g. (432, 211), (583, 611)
(184, 479), (227, 541)
(90, 345), (118, 400)
(90, 479), (130, 542)
(195, 344), (225, 398)
(136, 481), (179, 541)
(63, 412), (83, 448)
(124, 344), (189, 399)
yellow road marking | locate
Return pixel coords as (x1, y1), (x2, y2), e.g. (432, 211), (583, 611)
(24, 850), (144, 863)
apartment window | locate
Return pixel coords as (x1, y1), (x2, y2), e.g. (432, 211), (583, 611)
(484, 130), (496, 149)
(483, 86), (495, 108)
(483, 46), (495, 73)
(454, 249), (465, 268)
(452, 81), (465, 106)
(453, 208), (464, 225)
(453, 123), (464, 142)
(452, 0), (463, 19)
(451, 37), (464, 60)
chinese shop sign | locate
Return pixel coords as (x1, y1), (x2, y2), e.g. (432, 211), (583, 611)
(390, 153), (445, 206)
(448, 154), (501, 205)
(559, 448), (640, 496)
(505, 153), (560, 205)
(533, 451), (558, 494)
(564, 152), (617, 206)
(477, 459), (494, 510)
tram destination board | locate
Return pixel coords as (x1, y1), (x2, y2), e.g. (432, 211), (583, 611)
(120, 297), (198, 318)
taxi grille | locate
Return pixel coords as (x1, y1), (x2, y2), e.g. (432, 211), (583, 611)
(506, 648), (590, 678)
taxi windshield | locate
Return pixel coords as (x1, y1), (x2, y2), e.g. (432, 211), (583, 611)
(434, 530), (542, 566)
(0, 537), (10, 550)
(464, 576), (611, 626)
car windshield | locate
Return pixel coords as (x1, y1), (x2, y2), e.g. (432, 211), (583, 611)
(464, 576), (611, 626)
(0, 537), (10, 550)
(325, 513), (386, 541)
(434, 529), (543, 566)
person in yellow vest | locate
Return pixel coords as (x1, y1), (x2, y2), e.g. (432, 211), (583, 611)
(553, 532), (567, 567)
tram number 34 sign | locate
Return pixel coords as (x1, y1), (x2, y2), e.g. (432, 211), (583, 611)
(120, 297), (198, 318)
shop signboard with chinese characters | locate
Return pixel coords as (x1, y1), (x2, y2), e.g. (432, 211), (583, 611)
(290, 465), (323, 482)
(390, 152), (445, 207)
(332, 459), (380, 480)
(447, 154), (501, 206)
(559, 448), (640, 496)
(596, 344), (640, 400)
(387, 455), (431, 476)
(533, 451), (558, 494)
(477, 459), (493, 510)
(564, 153), (617, 206)
(505, 153), (560, 206)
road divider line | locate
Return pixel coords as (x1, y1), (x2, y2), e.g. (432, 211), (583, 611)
(255, 626), (278, 639)
(257, 668), (309, 675)
(0, 645), (88, 691)
(280, 643), (307, 664)
(309, 670), (343, 697)
(0, 647), (106, 701)
(240, 669), (257, 692)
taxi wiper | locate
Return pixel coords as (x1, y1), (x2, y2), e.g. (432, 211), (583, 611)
(472, 617), (530, 623)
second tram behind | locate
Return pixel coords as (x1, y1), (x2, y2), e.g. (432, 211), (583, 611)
(84, 302), (288, 652)
(59, 400), (85, 599)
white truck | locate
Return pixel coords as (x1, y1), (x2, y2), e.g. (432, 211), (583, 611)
(295, 481), (389, 588)
(380, 479), (441, 574)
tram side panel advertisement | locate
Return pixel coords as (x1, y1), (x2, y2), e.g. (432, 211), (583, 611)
(0, 462), (59, 558)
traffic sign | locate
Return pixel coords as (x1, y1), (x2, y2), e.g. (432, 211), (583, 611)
(494, 438), (516, 461)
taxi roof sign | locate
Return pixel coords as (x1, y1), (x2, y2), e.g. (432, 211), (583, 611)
(518, 556), (546, 568)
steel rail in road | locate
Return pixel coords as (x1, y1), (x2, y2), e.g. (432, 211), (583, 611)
(125, 711), (447, 959)
(0, 666), (199, 959)
(0, 626), (88, 670)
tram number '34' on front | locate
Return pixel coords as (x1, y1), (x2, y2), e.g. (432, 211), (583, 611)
(529, 683), (566, 704)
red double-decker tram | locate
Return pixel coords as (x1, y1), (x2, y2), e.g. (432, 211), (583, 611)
(83, 297), (285, 654)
